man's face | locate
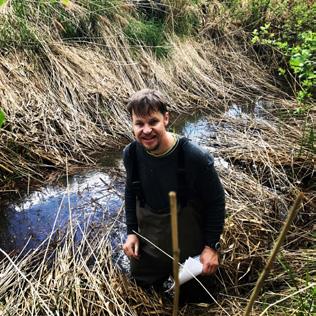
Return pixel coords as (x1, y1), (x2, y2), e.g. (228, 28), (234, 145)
(132, 110), (169, 154)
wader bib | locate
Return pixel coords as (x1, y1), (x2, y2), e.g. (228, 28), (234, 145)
(129, 139), (204, 286)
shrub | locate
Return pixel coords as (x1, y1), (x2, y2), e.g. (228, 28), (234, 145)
(252, 26), (315, 103)
(223, 0), (316, 104)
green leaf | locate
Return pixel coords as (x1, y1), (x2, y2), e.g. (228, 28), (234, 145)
(61, 0), (70, 5)
(0, 109), (5, 128)
(0, 0), (7, 6)
(278, 67), (286, 76)
(290, 56), (304, 70)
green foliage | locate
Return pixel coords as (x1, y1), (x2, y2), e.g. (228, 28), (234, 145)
(277, 255), (316, 315)
(237, 0), (316, 104)
(0, 1), (74, 49)
(300, 122), (315, 154)
(283, 1), (316, 35)
(0, 109), (5, 128)
(123, 17), (169, 58)
(226, 0), (316, 32)
(85, 0), (121, 16)
(123, 0), (201, 57)
(290, 31), (316, 103)
(223, 1), (316, 103)
(252, 25), (315, 103)
(0, 0), (201, 57)
(224, 0), (271, 30)
(0, 8), (40, 50)
(247, 0), (271, 29)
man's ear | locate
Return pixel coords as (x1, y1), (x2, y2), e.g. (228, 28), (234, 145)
(164, 112), (169, 127)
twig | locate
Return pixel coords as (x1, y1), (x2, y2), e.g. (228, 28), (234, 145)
(244, 192), (304, 316)
(169, 191), (180, 316)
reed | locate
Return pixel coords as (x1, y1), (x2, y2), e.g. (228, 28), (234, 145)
(169, 191), (180, 316)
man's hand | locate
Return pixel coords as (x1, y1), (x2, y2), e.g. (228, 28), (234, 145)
(200, 246), (219, 275)
(123, 234), (140, 259)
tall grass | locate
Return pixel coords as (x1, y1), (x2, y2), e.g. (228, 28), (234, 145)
(0, 0), (124, 48)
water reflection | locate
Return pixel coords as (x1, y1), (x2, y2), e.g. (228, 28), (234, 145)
(0, 170), (125, 257)
(224, 99), (273, 120)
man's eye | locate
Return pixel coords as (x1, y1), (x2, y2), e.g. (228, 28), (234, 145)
(149, 120), (159, 125)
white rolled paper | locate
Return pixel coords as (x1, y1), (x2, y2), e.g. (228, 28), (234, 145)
(166, 256), (203, 292)
(179, 256), (203, 285)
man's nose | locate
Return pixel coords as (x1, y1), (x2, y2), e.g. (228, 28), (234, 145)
(143, 125), (152, 134)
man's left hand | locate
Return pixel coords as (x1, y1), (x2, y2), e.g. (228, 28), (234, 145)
(200, 246), (219, 275)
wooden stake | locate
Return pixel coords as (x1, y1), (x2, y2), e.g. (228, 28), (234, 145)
(244, 192), (304, 316)
(169, 191), (180, 316)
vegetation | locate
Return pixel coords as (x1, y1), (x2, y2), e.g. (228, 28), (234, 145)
(0, 0), (122, 48)
(123, 17), (169, 57)
(0, 0), (314, 315)
(0, 0), (291, 185)
(224, 0), (316, 104)
(1, 0), (313, 94)
(252, 25), (315, 104)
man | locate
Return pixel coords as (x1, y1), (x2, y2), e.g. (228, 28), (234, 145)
(123, 89), (225, 301)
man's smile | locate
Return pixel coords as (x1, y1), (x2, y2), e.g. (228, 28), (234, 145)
(141, 135), (157, 145)
(141, 135), (156, 140)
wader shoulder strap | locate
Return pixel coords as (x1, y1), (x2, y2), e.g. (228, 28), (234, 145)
(177, 138), (188, 208)
(130, 141), (146, 207)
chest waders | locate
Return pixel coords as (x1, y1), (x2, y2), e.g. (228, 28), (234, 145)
(129, 140), (204, 287)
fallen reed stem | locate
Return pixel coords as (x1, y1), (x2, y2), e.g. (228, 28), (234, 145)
(244, 192), (305, 316)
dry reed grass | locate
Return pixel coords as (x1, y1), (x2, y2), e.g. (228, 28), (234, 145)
(203, 106), (315, 314)
(0, 1), (315, 314)
(0, 0), (302, 187)
(0, 139), (314, 315)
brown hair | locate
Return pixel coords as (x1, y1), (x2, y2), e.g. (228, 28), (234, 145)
(127, 89), (168, 116)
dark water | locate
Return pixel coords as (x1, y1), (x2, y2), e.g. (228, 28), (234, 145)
(0, 102), (268, 264)
(0, 169), (124, 251)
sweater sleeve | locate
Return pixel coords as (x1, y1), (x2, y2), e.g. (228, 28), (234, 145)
(123, 144), (139, 235)
(195, 150), (226, 246)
